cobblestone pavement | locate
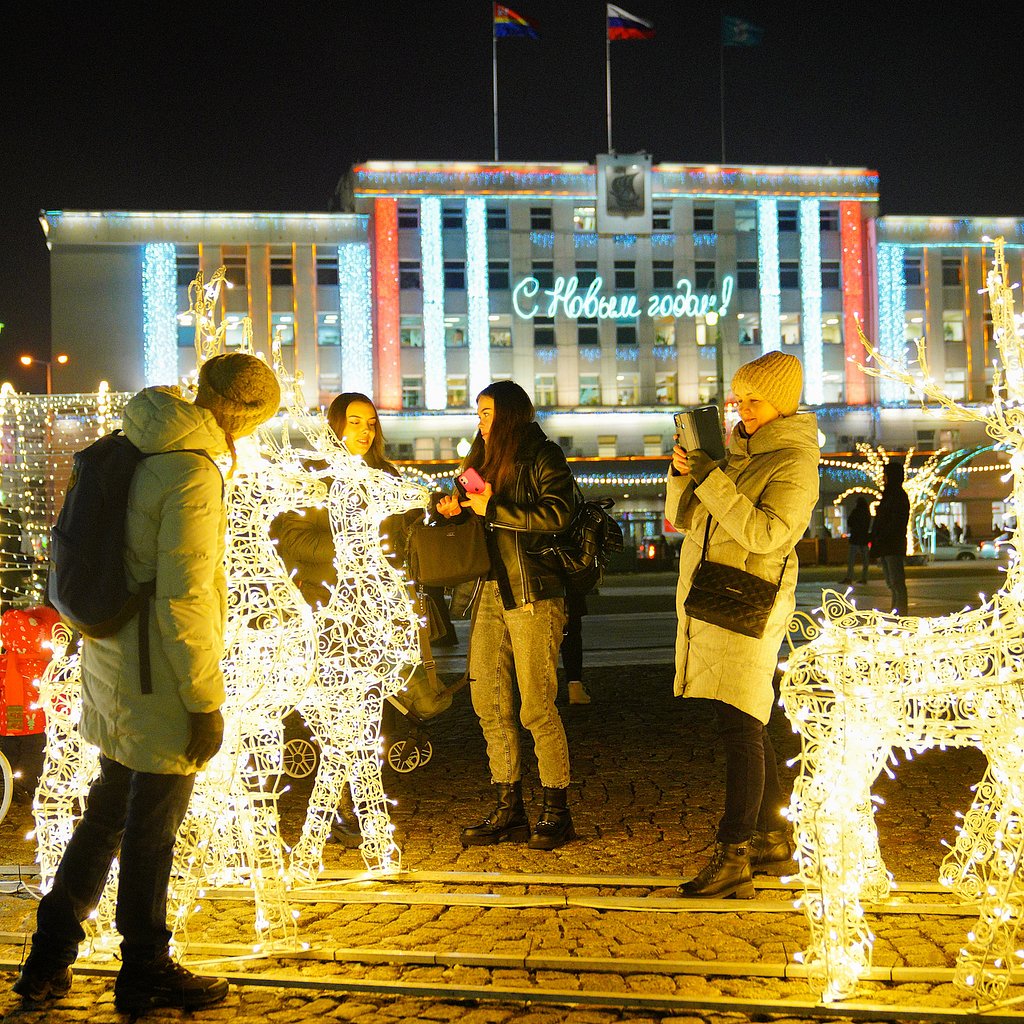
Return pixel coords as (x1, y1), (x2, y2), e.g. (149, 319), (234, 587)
(0, 584), (1015, 1023)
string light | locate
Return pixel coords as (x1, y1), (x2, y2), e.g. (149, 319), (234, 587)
(420, 197), (446, 410)
(800, 200), (824, 404)
(757, 198), (781, 352)
(141, 243), (178, 387)
(465, 197), (491, 400)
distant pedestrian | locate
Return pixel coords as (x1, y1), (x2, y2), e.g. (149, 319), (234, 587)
(841, 495), (871, 584)
(870, 460), (910, 616)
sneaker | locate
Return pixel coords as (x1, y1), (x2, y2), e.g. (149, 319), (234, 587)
(114, 956), (228, 1014)
(13, 960), (73, 1002)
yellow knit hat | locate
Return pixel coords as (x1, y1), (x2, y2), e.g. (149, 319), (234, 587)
(195, 353), (281, 437)
(732, 351), (804, 416)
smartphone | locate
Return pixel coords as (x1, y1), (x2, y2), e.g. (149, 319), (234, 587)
(673, 406), (726, 461)
(457, 467), (487, 494)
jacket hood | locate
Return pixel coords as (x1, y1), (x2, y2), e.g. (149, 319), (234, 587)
(121, 386), (230, 456)
(729, 412), (820, 460)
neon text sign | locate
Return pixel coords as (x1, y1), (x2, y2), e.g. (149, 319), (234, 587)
(512, 275), (734, 322)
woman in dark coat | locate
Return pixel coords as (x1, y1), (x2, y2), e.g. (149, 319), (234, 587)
(842, 495), (872, 584)
(869, 461), (910, 616)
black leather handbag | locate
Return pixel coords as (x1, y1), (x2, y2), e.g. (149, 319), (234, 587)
(683, 518), (787, 640)
(407, 515), (490, 589)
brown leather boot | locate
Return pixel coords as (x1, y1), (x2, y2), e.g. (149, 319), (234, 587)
(749, 828), (795, 866)
(677, 841), (755, 899)
(461, 782), (530, 846)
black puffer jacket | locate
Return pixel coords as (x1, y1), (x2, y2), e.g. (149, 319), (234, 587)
(463, 422), (575, 611)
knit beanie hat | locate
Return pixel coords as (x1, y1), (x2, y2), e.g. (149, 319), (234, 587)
(195, 353), (281, 437)
(732, 351), (804, 416)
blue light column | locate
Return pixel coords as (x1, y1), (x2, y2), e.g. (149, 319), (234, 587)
(338, 242), (374, 395)
(465, 197), (491, 402)
(141, 243), (178, 386)
(420, 197), (446, 410)
(757, 199), (782, 352)
(876, 243), (909, 403)
(799, 200), (823, 404)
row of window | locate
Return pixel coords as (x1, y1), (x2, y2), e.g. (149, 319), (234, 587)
(903, 256), (966, 287)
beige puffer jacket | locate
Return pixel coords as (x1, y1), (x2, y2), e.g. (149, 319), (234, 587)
(80, 387), (229, 774)
(665, 413), (820, 724)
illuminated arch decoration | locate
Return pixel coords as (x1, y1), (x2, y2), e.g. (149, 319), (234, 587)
(781, 238), (1024, 1003)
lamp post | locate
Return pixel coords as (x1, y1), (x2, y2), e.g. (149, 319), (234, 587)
(706, 311), (725, 426)
(19, 353), (69, 395)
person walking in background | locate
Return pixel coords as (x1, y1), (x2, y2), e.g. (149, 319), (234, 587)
(870, 460), (910, 616)
(666, 351), (819, 899)
(841, 495), (872, 584)
(437, 380), (577, 851)
(560, 591), (591, 705)
(15, 353), (280, 1012)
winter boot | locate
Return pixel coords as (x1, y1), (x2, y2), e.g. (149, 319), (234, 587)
(13, 957), (73, 1002)
(527, 787), (576, 850)
(114, 954), (229, 1014)
(749, 827), (795, 866)
(676, 841), (755, 899)
(330, 784), (363, 848)
(461, 781), (530, 846)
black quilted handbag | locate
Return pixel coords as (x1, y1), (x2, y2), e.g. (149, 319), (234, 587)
(683, 518), (787, 640)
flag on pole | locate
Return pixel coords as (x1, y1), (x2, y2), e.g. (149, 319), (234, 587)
(607, 4), (654, 41)
(722, 15), (763, 47)
(493, 3), (539, 39)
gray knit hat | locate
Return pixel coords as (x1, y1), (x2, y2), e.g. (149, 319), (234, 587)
(195, 353), (281, 437)
(732, 351), (804, 416)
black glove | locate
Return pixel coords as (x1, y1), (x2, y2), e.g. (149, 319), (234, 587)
(185, 710), (224, 768)
(686, 449), (717, 486)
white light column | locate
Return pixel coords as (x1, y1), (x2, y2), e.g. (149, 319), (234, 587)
(800, 200), (824, 404)
(876, 243), (909, 403)
(338, 243), (374, 395)
(420, 197), (446, 410)
(757, 199), (782, 352)
(465, 197), (491, 402)
(141, 243), (178, 386)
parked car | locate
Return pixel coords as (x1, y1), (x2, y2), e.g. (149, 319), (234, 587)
(979, 535), (1016, 560)
(931, 542), (979, 561)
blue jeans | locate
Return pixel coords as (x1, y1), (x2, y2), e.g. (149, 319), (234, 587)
(31, 756), (195, 967)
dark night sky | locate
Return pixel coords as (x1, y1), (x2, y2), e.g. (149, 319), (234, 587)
(3, 1), (1023, 389)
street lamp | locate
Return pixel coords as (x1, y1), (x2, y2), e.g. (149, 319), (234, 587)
(19, 353), (69, 395)
(705, 311), (725, 425)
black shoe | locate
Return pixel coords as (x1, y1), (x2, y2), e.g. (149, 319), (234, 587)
(461, 781), (531, 846)
(114, 956), (229, 1014)
(749, 827), (795, 866)
(435, 630), (459, 648)
(527, 787), (576, 851)
(676, 842), (755, 899)
(13, 959), (73, 1002)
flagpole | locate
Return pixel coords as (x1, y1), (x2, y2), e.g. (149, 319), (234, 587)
(719, 36), (726, 163)
(606, 21), (613, 151)
(492, 7), (500, 161)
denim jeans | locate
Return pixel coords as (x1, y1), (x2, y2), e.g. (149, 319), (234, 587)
(879, 553), (908, 615)
(846, 543), (869, 583)
(31, 756), (195, 967)
(469, 582), (570, 789)
(715, 702), (787, 844)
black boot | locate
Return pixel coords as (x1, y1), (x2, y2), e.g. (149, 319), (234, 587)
(461, 781), (530, 846)
(330, 785), (363, 848)
(114, 954), (229, 1014)
(749, 827), (795, 866)
(676, 841), (755, 899)
(527, 787), (576, 851)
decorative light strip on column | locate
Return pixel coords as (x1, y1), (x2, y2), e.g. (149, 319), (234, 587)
(338, 242), (373, 395)
(372, 199), (401, 409)
(840, 201), (869, 404)
(420, 197), (446, 410)
(800, 200), (823, 405)
(141, 243), (178, 386)
(876, 243), (909, 404)
(757, 198), (781, 352)
(465, 197), (491, 403)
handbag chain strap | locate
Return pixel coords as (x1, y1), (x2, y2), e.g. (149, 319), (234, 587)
(698, 515), (789, 586)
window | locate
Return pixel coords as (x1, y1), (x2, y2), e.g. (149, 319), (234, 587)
(739, 324), (760, 346)
(222, 255), (247, 290)
(270, 256), (292, 288)
(535, 373), (557, 407)
(655, 372), (677, 404)
(444, 260), (465, 290)
(943, 310), (965, 342)
(534, 317), (555, 346)
(693, 207), (714, 232)
(737, 261), (758, 289)
(271, 313), (294, 346)
(653, 319), (675, 346)
(735, 203), (756, 232)
(781, 318), (801, 346)
(821, 261), (841, 289)
(780, 261), (800, 288)
(573, 206), (596, 232)
(317, 312), (340, 347)
(903, 257), (922, 286)
(614, 261), (636, 289)
(942, 258), (962, 286)
(530, 206), (552, 230)
(944, 368), (966, 400)
(488, 261), (510, 290)
(446, 375), (468, 408)
(445, 325), (466, 347)
(577, 320), (599, 346)
(401, 376), (423, 409)
(652, 260), (674, 289)
(489, 326), (512, 347)
(579, 374), (601, 406)
(597, 434), (618, 456)
(695, 261), (716, 291)
(398, 206), (419, 229)
(316, 256), (338, 286)
(616, 324), (637, 347)
(486, 205), (508, 230)
(616, 374), (639, 406)
(819, 208), (839, 232)
(532, 260), (554, 289)
(778, 207), (798, 232)
(576, 260), (598, 287)
(442, 206), (464, 230)
(644, 434), (664, 456)
(822, 318), (842, 345)
(177, 315), (194, 347)
(400, 324), (423, 348)
(176, 254), (199, 288)
(399, 261), (421, 290)
(653, 206), (672, 230)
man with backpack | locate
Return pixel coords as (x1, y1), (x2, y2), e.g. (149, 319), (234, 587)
(15, 353), (280, 1014)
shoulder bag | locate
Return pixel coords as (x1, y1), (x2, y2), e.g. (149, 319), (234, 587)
(683, 517), (787, 640)
(407, 515), (491, 589)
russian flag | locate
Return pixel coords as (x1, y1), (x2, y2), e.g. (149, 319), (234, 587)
(607, 3), (654, 41)
(493, 3), (539, 39)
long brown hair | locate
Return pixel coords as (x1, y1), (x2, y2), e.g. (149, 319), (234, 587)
(326, 392), (398, 476)
(464, 380), (535, 496)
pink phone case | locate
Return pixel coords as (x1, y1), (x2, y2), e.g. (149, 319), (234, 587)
(458, 468), (486, 494)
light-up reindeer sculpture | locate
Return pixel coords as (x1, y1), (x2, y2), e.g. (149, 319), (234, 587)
(780, 238), (1024, 1004)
